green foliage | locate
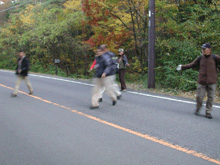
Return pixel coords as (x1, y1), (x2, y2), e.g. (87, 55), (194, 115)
(0, 0), (220, 92)
(156, 39), (200, 91)
(154, 2), (220, 91)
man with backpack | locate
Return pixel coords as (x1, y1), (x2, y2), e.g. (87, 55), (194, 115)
(100, 44), (122, 99)
(90, 46), (117, 109)
(177, 43), (220, 119)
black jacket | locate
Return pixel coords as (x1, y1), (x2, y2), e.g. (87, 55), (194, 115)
(15, 56), (30, 77)
(95, 53), (115, 78)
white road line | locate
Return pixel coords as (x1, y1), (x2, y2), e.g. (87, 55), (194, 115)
(1, 70), (220, 109)
(30, 74), (93, 87)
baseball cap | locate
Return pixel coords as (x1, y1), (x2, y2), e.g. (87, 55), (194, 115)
(118, 48), (124, 52)
(201, 43), (211, 49)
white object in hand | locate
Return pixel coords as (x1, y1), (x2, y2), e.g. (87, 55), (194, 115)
(177, 65), (182, 71)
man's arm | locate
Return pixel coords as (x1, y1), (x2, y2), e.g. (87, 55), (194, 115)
(90, 59), (96, 70)
(214, 55), (220, 63)
(181, 56), (201, 70)
(123, 55), (129, 66)
(176, 56), (202, 71)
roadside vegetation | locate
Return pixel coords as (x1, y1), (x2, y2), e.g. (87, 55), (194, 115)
(0, 0), (220, 101)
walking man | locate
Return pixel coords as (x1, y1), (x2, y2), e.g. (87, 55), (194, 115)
(100, 44), (122, 99)
(91, 47), (117, 109)
(12, 50), (33, 97)
(177, 43), (220, 119)
(118, 48), (130, 91)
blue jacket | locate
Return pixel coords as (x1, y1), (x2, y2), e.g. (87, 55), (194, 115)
(95, 53), (115, 78)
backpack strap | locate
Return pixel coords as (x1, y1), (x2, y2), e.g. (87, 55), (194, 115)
(197, 54), (217, 66)
(212, 54), (217, 65)
(196, 55), (202, 66)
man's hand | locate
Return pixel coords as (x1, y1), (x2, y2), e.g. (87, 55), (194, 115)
(176, 65), (182, 71)
(18, 69), (22, 74)
(101, 73), (106, 78)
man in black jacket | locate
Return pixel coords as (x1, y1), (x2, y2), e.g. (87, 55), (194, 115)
(91, 47), (117, 109)
(12, 50), (33, 97)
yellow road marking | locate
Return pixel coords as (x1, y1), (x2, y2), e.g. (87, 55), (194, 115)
(1, 83), (220, 164)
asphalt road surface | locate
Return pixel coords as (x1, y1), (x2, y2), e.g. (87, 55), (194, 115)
(0, 70), (220, 165)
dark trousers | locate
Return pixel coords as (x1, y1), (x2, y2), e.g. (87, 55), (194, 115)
(119, 69), (126, 90)
(196, 84), (216, 114)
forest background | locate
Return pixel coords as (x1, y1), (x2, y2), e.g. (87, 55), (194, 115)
(0, 0), (220, 97)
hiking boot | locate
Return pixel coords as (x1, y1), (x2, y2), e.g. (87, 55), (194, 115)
(194, 109), (200, 116)
(90, 106), (99, 110)
(11, 93), (17, 97)
(29, 90), (33, 95)
(205, 113), (212, 119)
(117, 95), (122, 100)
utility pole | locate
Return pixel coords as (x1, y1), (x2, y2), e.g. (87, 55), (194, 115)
(148, 0), (155, 88)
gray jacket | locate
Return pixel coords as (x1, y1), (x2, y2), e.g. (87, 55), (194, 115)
(95, 53), (115, 78)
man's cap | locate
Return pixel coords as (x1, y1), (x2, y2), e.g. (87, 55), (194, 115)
(118, 48), (124, 52)
(201, 43), (211, 49)
(100, 44), (108, 49)
(96, 46), (103, 51)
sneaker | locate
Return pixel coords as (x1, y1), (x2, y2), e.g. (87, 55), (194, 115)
(117, 95), (122, 100)
(205, 113), (212, 119)
(98, 98), (102, 102)
(122, 89), (126, 92)
(90, 106), (99, 110)
(112, 100), (117, 106)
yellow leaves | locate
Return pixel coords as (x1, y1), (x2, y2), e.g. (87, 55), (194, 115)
(20, 4), (35, 27)
(60, 54), (72, 63)
(20, 13), (34, 27)
(1, 28), (12, 36)
(64, 0), (81, 12)
(25, 4), (34, 12)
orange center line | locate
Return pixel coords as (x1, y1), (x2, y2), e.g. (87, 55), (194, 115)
(1, 83), (219, 164)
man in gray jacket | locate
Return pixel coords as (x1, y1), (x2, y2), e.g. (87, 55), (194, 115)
(100, 44), (122, 100)
(90, 47), (117, 109)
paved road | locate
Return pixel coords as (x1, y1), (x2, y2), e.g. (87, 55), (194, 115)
(0, 70), (220, 165)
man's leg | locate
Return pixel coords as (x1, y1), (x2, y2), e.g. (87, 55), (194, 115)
(118, 69), (123, 90)
(103, 76), (117, 105)
(91, 78), (102, 108)
(98, 87), (105, 102)
(205, 84), (216, 118)
(195, 84), (206, 115)
(24, 76), (33, 94)
(111, 75), (121, 98)
(119, 69), (126, 90)
(13, 76), (23, 96)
